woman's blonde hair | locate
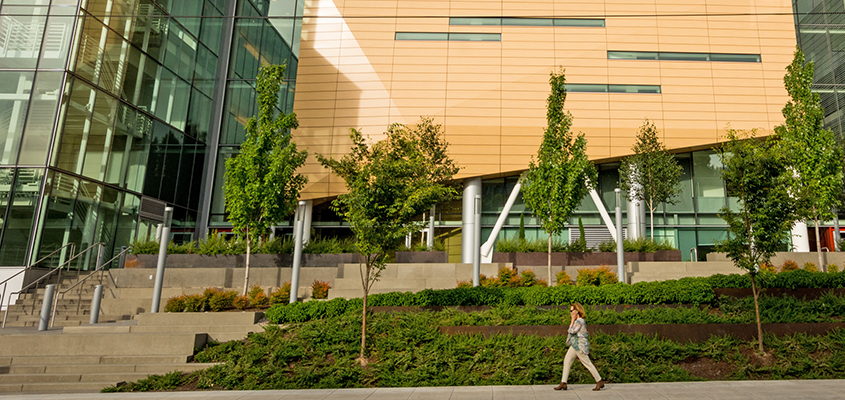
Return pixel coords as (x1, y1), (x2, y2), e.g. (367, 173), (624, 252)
(571, 303), (586, 318)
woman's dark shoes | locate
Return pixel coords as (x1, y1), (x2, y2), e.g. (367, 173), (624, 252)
(592, 380), (605, 391)
(553, 382), (567, 391)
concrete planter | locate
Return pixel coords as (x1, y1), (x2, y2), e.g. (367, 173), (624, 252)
(395, 251), (449, 263)
(492, 250), (682, 268)
(124, 253), (360, 269)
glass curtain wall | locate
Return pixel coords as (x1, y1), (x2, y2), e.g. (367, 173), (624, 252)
(0, 0), (73, 266)
(208, 0), (302, 227)
(794, 0), (845, 137)
(480, 150), (730, 261)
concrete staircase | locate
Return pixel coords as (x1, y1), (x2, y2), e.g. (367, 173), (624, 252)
(0, 312), (264, 393)
(2, 274), (131, 328)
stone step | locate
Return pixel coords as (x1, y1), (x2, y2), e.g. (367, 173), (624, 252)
(62, 324), (261, 342)
(5, 354), (191, 366)
(3, 314), (127, 323)
(0, 333), (206, 357)
(4, 362), (214, 375)
(134, 311), (264, 326)
(0, 381), (113, 393)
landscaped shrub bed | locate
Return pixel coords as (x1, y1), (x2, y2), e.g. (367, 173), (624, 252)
(705, 269), (845, 289)
(103, 310), (845, 392)
(266, 292), (845, 326)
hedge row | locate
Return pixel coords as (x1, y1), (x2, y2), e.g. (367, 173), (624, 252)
(266, 278), (714, 324)
(704, 269), (845, 289)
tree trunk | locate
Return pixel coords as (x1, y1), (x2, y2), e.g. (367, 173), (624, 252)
(750, 273), (764, 354)
(360, 282), (368, 365)
(548, 234), (552, 285)
(814, 217), (826, 272)
(243, 230), (251, 296)
(650, 208), (655, 240)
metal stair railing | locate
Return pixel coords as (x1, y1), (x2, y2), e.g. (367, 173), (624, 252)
(50, 245), (133, 328)
(1, 242), (103, 328)
(0, 243), (76, 325)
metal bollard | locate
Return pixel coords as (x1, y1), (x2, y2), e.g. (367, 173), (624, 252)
(39, 284), (56, 331)
(90, 284), (103, 324)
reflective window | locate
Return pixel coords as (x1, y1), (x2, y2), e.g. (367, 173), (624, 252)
(608, 51), (658, 60)
(449, 33), (501, 41)
(395, 32), (501, 41)
(19, 72), (64, 165)
(565, 84), (661, 94)
(0, 71), (34, 165)
(692, 151), (726, 217)
(395, 32), (449, 41)
(608, 51), (761, 63)
(0, 9), (48, 69)
(38, 16), (75, 69)
(0, 168), (43, 266)
(450, 17), (604, 27)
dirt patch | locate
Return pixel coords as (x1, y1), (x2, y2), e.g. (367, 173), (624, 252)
(739, 348), (777, 368)
(678, 357), (735, 380)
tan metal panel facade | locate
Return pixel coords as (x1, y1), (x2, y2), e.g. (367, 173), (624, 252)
(293, 0), (796, 200)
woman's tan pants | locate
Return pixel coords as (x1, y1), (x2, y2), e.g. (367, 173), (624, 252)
(560, 346), (602, 383)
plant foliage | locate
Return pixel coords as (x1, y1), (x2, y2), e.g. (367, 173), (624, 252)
(223, 64), (307, 295)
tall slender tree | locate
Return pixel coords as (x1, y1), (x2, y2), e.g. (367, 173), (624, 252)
(774, 48), (845, 269)
(521, 68), (597, 284)
(619, 119), (683, 240)
(224, 65), (307, 295)
(317, 117), (459, 365)
(716, 128), (798, 353)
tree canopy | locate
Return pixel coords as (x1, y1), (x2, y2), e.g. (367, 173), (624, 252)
(317, 116), (459, 363)
(716, 128), (798, 353)
(521, 68), (597, 283)
(774, 48), (845, 268)
(224, 64), (307, 295)
(619, 119), (683, 239)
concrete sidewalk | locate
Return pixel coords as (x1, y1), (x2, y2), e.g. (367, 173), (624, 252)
(2, 380), (842, 399)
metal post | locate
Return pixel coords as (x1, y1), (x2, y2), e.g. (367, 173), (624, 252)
(615, 189), (625, 283)
(834, 208), (840, 252)
(151, 207), (173, 313)
(38, 284), (56, 331)
(428, 206), (435, 249)
(118, 246), (127, 269)
(473, 195), (481, 287)
(303, 200), (313, 246)
(89, 284), (103, 324)
(290, 201), (306, 304)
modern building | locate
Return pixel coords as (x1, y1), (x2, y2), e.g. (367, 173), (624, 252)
(0, 0), (840, 273)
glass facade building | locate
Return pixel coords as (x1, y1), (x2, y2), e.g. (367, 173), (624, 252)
(0, 0), (302, 268)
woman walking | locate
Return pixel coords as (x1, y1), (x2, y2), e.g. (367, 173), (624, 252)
(554, 303), (605, 391)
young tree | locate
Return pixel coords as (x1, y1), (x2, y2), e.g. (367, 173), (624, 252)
(317, 117), (459, 365)
(521, 68), (598, 284)
(619, 119), (683, 240)
(715, 128), (797, 354)
(224, 65), (307, 295)
(774, 48), (845, 269)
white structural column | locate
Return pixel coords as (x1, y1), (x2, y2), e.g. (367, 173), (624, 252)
(427, 206), (435, 249)
(480, 182), (521, 263)
(302, 200), (313, 245)
(792, 221), (811, 252)
(627, 198), (645, 240)
(462, 178), (482, 263)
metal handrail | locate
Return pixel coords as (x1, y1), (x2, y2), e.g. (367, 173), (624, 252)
(50, 246), (133, 327)
(2, 242), (103, 329)
(690, 247), (698, 262)
(1, 242), (76, 328)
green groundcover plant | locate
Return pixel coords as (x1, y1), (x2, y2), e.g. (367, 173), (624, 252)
(103, 309), (845, 392)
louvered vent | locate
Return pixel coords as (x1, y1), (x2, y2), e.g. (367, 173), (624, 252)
(139, 197), (166, 222)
